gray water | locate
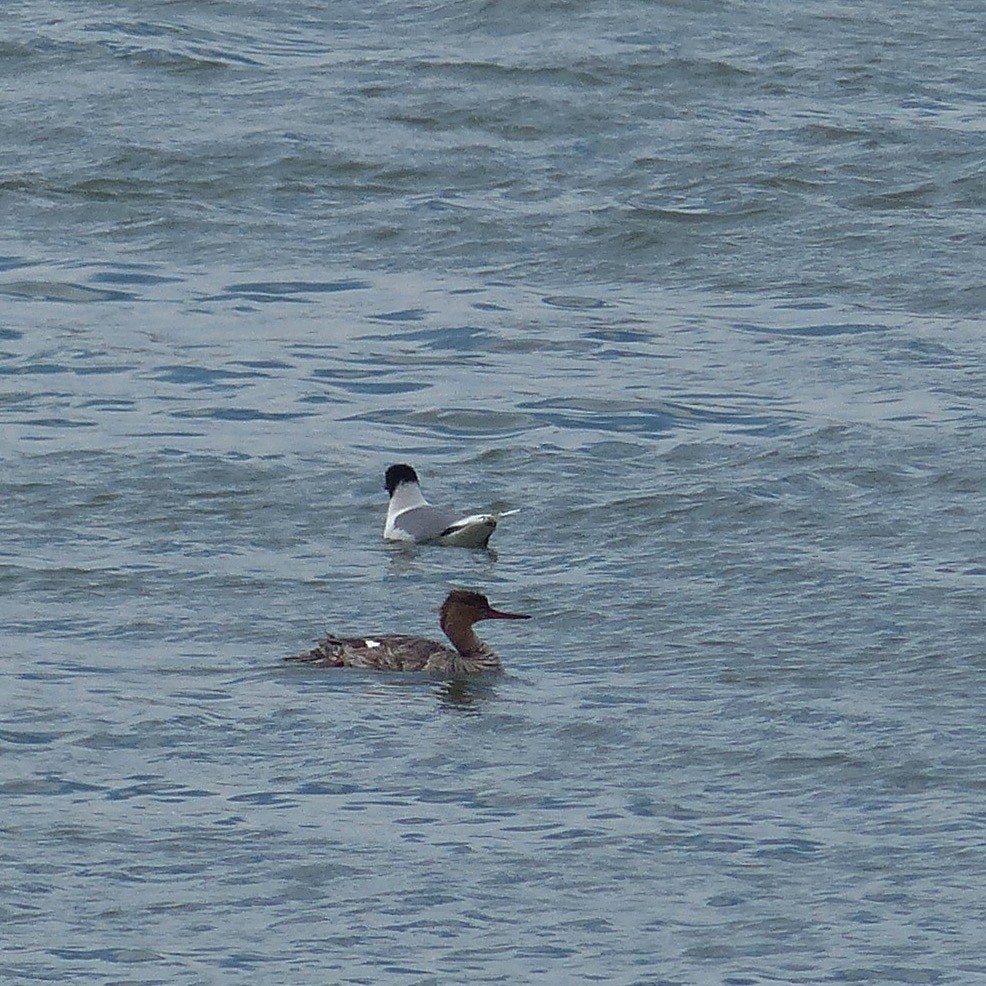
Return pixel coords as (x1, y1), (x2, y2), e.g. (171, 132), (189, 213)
(2, 2), (986, 983)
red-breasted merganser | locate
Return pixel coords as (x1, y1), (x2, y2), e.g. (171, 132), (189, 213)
(285, 590), (530, 673)
(383, 464), (517, 548)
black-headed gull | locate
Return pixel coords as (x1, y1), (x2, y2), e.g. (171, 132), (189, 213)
(382, 463), (516, 548)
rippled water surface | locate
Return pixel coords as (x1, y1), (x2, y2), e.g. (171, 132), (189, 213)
(3, 2), (986, 984)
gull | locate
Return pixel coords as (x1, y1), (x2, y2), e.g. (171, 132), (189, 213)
(383, 463), (516, 548)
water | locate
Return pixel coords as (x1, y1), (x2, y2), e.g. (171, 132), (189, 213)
(2, 2), (985, 983)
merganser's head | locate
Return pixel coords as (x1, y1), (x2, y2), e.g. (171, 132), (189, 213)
(439, 589), (530, 629)
(384, 463), (419, 498)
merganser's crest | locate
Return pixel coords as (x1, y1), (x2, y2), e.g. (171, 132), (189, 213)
(284, 589), (530, 674)
(383, 462), (516, 549)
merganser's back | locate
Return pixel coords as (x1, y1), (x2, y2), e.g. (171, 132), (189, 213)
(383, 464), (516, 549)
(285, 589), (530, 674)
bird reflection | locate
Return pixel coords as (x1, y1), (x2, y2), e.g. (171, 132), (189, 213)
(387, 543), (498, 577)
(436, 676), (496, 711)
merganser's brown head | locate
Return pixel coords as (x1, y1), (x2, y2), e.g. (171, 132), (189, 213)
(439, 590), (530, 628)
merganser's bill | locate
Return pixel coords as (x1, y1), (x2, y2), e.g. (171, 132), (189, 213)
(284, 589), (530, 673)
(383, 463), (516, 548)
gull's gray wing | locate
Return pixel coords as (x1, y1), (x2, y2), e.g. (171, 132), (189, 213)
(391, 504), (469, 542)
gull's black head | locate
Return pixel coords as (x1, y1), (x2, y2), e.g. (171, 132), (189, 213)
(384, 463), (419, 497)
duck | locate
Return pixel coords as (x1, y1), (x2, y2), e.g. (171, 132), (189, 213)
(383, 463), (516, 548)
(284, 589), (530, 673)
